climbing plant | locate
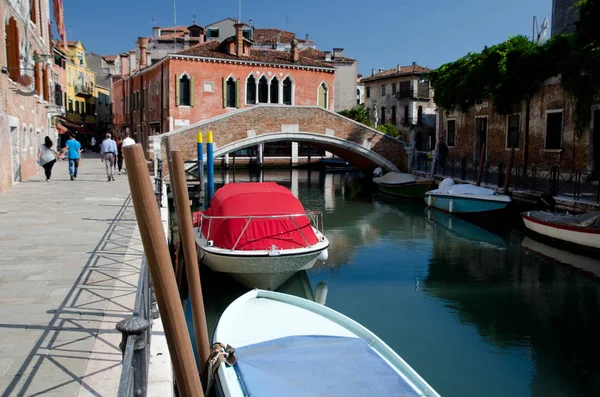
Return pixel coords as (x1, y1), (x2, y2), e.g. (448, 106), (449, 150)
(338, 104), (372, 127)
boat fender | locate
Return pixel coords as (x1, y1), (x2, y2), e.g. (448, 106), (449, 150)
(427, 194), (432, 207)
(318, 249), (329, 262)
(449, 200), (454, 213)
(314, 281), (328, 305)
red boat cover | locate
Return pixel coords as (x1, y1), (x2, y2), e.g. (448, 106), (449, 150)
(198, 183), (318, 250)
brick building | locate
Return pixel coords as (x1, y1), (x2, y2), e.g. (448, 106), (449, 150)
(112, 24), (336, 159)
(438, 78), (600, 172)
(1, 0), (60, 194)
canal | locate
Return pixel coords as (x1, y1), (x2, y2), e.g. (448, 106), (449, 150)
(187, 168), (600, 397)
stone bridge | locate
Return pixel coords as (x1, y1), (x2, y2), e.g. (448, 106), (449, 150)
(152, 105), (408, 173)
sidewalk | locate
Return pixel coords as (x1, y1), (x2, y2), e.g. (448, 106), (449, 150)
(0, 155), (147, 396)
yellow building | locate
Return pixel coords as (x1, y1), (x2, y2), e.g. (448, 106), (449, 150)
(61, 41), (96, 125)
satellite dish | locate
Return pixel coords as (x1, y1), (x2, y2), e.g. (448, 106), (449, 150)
(534, 16), (549, 44)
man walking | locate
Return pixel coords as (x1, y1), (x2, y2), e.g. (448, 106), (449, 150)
(100, 132), (118, 181)
(62, 133), (81, 181)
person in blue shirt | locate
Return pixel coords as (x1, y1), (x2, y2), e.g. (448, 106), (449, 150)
(62, 133), (82, 181)
(100, 132), (118, 182)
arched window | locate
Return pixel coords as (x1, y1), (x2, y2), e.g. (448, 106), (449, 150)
(270, 77), (279, 104)
(391, 106), (397, 125)
(404, 105), (409, 125)
(283, 77), (293, 105)
(246, 75), (257, 104)
(392, 83), (397, 95)
(381, 84), (386, 96)
(417, 105), (423, 125)
(381, 107), (386, 123)
(318, 82), (328, 108)
(258, 76), (268, 103)
(225, 77), (237, 108)
(6, 18), (20, 81)
(178, 74), (191, 106)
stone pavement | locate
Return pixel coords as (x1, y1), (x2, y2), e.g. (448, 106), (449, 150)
(0, 154), (148, 396)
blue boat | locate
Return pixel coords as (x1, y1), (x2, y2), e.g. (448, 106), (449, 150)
(424, 178), (511, 214)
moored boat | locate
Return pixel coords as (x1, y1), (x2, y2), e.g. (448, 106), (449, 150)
(211, 289), (441, 397)
(373, 172), (433, 199)
(521, 211), (600, 249)
(194, 183), (330, 290)
(424, 178), (511, 214)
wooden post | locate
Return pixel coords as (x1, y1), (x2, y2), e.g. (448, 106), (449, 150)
(503, 147), (515, 195)
(123, 144), (204, 397)
(476, 143), (486, 186)
(171, 151), (211, 372)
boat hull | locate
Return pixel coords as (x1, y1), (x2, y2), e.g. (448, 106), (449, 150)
(196, 234), (329, 290)
(424, 193), (509, 214)
(375, 179), (433, 199)
(522, 215), (600, 249)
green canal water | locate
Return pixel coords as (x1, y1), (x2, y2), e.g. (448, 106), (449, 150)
(185, 169), (600, 397)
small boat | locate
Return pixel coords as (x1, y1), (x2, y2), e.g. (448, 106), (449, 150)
(521, 211), (600, 249)
(194, 183), (330, 290)
(424, 178), (511, 214)
(211, 289), (441, 397)
(320, 158), (359, 173)
(373, 172), (433, 199)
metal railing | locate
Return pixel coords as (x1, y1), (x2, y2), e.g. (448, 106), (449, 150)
(198, 210), (325, 250)
(154, 159), (163, 208)
(413, 153), (600, 204)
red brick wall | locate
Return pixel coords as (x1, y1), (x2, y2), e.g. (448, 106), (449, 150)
(159, 106), (406, 173)
(439, 80), (592, 170)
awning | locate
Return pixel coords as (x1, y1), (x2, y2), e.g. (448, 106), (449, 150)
(56, 123), (68, 134)
(55, 117), (97, 135)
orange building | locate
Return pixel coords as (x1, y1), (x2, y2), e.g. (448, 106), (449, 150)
(112, 24), (335, 157)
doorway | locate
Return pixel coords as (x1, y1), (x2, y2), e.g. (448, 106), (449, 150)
(475, 117), (488, 161)
(10, 126), (20, 182)
(593, 109), (600, 172)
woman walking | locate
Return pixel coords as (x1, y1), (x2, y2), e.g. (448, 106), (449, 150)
(116, 135), (124, 175)
(38, 136), (59, 182)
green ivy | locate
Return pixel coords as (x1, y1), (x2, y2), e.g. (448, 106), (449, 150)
(338, 104), (372, 127)
(376, 122), (403, 140)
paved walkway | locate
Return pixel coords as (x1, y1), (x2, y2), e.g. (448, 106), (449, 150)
(0, 155), (145, 396)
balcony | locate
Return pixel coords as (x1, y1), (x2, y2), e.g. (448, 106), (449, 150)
(75, 84), (93, 97)
(416, 82), (430, 99)
(397, 88), (412, 99)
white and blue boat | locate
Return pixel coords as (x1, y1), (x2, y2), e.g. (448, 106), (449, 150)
(424, 178), (511, 215)
(211, 289), (440, 397)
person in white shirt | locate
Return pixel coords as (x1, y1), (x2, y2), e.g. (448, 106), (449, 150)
(122, 131), (135, 148)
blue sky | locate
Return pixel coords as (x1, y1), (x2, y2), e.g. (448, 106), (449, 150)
(61, 0), (552, 74)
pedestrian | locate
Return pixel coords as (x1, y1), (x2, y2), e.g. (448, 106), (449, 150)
(90, 136), (97, 153)
(436, 135), (449, 175)
(120, 130), (136, 172)
(38, 136), (59, 182)
(116, 135), (124, 175)
(100, 132), (118, 182)
(62, 133), (82, 181)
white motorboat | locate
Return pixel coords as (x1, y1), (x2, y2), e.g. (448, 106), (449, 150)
(194, 183), (329, 290)
(521, 211), (600, 249)
(211, 289), (441, 397)
(424, 178), (511, 214)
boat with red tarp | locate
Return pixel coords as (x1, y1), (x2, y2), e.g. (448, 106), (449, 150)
(193, 183), (329, 290)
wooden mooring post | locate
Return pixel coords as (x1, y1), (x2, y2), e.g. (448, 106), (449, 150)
(123, 144), (204, 397)
(476, 143), (486, 186)
(503, 147), (516, 196)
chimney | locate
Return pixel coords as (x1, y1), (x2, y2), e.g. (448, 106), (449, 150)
(291, 39), (299, 63)
(138, 37), (149, 68)
(305, 33), (310, 42)
(371, 69), (375, 77)
(119, 53), (128, 76)
(324, 51), (332, 62)
(249, 18), (253, 27)
(412, 61), (417, 71)
(153, 26), (160, 40)
(397, 64), (400, 72)
(184, 32), (190, 48)
(128, 50), (136, 73)
(234, 23), (245, 57)
(379, 68), (384, 73)
(333, 48), (343, 59)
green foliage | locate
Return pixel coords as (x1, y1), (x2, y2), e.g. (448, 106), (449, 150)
(430, 1), (599, 134)
(338, 105), (372, 127)
(376, 122), (403, 140)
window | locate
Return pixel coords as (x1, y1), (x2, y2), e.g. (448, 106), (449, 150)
(246, 75), (256, 104)
(242, 30), (251, 39)
(75, 101), (80, 113)
(318, 83), (328, 108)
(78, 53), (83, 65)
(6, 18), (20, 81)
(399, 81), (411, 98)
(391, 106), (397, 125)
(417, 106), (423, 125)
(392, 83), (397, 95)
(68, 99), (73, 112)
(270, 77), (279, 104)
(403, 105), (409, 125)
(208, 28), (219, 38)
(258, 76), (268, 103)
(283, 77), (293, 105)
(30, 0), (37, 24)
(366, 87), (370, 98)
(177, 75), (191, 106)
(506, 114), (520, 148)
(545, 111), (563, 150)
(223, 77), (237, 108)
(381, 84), (386, 96)
(447, 119), (456, 147)
(381, 107), (386, 123)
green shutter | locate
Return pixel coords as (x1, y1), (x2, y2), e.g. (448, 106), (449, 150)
(175, 74), (180, 106)
(190, 76), (195, 107)
(222, 77), (227, 108)
(235, 79), (240, 108)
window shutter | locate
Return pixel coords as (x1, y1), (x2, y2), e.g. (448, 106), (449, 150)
(175, 74), (180, 106)
(235, 79), (240, 108)
(190, 76), (195, 107)
(222, 77), (227, 108)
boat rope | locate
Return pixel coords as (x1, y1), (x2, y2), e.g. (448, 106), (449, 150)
(204, 342), (236, 392)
